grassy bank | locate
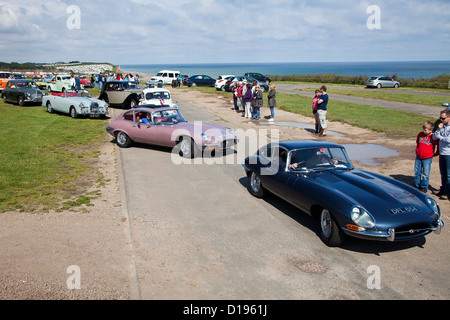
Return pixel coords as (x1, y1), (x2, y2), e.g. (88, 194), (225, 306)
(0, 101), (108, 212)
(184, 86), (433, 138)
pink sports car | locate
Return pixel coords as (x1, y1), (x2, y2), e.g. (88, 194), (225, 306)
(106, 107), (238, 158)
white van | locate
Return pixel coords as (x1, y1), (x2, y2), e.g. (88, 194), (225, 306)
(151, 70), (181, 84)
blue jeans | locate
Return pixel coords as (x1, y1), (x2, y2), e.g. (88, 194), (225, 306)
(439, 155), (450, 194)
(252, 107), (260, 119)
(414, 156), (432, 190)
(269, 106), (275, 118)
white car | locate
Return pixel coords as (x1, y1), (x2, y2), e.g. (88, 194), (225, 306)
(138, 87), (177, 108)
(150, 70), (181, 85)
(43, 89), (108, 118)
(215, 75), (235, 91)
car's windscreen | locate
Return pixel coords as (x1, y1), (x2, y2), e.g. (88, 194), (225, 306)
(152, 110), (186, 124)
(289, 147), (353, 171)
(145, 92), (170, 100)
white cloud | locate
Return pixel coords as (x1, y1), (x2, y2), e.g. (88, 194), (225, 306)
(0, 0), (449, 64)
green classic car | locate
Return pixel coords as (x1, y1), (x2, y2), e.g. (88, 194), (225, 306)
(1, 79), (44, 106)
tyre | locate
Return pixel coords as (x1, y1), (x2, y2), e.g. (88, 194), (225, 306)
(192, 82), (197, 87)
(376, 83), (382, 88)
(2, 95), (6, 103)
(394, 83), (399, 88)
(318, 208), (344, 247)
(129, 98), (137, 108)
(248, 171), (265, 198)
(70, 106), (78, 118)
(115, 131), (132, 148)
(17, 96), (25, 106)
(178, 136), (197, 158)
(46, 101), (53, 113)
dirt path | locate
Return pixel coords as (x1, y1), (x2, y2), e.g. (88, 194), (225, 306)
(0, 86), (448, 299)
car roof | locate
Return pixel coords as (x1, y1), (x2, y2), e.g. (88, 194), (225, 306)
(7, 79), (35, 83)
(272, 140), (343, 151)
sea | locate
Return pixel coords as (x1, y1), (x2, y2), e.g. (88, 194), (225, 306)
(121, 60), (450, 80)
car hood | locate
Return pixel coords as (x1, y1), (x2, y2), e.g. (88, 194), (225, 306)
(174, 122), (234, 138)
(311, 168), (436, 222)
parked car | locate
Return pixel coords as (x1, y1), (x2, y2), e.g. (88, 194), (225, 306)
(242, 140), (444, 247)
(150, 70), (181, 85)
(366, 76), (400, 88)
(244, 72), (271, 84)
(215, 75), (235, 91)
(145, 81), (164, 89)
(1, 79), (44, 106)
(106, 107), (238, 158)
(185, 75), (216, 87)
(138, 87), (178, 108)
(0, 71), (12, 91)
(32, 77), (48, 90)
(46, 74), (72, 92)
(43, 89), (108, 118)
(224, 76), (269, 92)
(12, 74), (26, 79)
(98, 80), (143, 108)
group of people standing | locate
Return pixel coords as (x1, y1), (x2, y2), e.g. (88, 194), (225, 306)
(415, 108), (450, 201)
(91, 73), (140, 90)
(231, 80), (277, 121)
(311, 85), (329, 137)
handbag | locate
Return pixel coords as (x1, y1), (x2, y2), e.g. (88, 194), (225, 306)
(251, 99), (258, 107)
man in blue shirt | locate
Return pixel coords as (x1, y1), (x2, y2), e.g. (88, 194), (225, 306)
(317, 85), (329, 137)
(433, 109), (450, 199)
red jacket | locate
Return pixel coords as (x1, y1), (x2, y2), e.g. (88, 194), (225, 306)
(416, 132), (438, 159)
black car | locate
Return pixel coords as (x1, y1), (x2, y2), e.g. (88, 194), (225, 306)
(185, 75), (216, 87)
(245, 72), (271, 84)
(1, 79), (44, 106)
(242, 140), (443, 247)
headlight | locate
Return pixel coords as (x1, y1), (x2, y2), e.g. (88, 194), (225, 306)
(426, 197), (441, 216)
(79, 103), (85, 109)
(351, 206), (375, 228)
(201, 133), (209, 143)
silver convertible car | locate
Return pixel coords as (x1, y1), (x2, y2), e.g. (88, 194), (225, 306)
(42, 90), (109, 118)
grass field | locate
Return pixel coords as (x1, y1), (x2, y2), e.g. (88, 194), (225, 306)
(186, 86), (433, 138)
(0, 100), (108, 212)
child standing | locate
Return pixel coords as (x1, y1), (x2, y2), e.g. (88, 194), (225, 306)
(414, 121), (438, 193)
(312, 90), (321, 134)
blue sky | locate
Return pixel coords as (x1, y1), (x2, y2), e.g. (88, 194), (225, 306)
(1, 0), (449, 65)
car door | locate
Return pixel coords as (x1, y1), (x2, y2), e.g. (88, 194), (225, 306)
(129, 111), (160, 145)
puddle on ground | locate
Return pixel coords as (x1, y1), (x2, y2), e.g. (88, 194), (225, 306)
(253, 121), (399, 165)
(343, 144), (399, 166)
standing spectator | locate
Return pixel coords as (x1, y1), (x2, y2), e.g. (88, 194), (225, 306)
(70, 74), (76, 90)
(97, 73), (102, 90)
(312, 89), (321, 134)
(267, 84), (277, 121)
(240, 81), (246, 115)
(414, 121), (438, 193)
(75, 75), (81, 91)
(90, 74), (95, 89)
(316, 85), (329, 137)
(433, 109), (450, 199)
(101, 73), (106, 89)
(232, 82), (239, 112)
(244, 83), (253, 119)
(252, 85), (263, 120)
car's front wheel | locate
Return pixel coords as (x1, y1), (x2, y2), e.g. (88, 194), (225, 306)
(17, 96), (25, 106)
(248, 171), (265, 198)
(178, 136), (197, 158)
(70, 106), (78, 118)
(46, 101), (53, 113)
(318, 208), (344, 247)
(116, 131), (132, 148)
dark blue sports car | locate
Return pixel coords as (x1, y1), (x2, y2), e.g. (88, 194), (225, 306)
(242, 140), (444, 247)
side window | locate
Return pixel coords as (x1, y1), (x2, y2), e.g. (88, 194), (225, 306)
(169, 73), (174, 78)
(123, 111), (134, 121)
(163, 73), (167, 77)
